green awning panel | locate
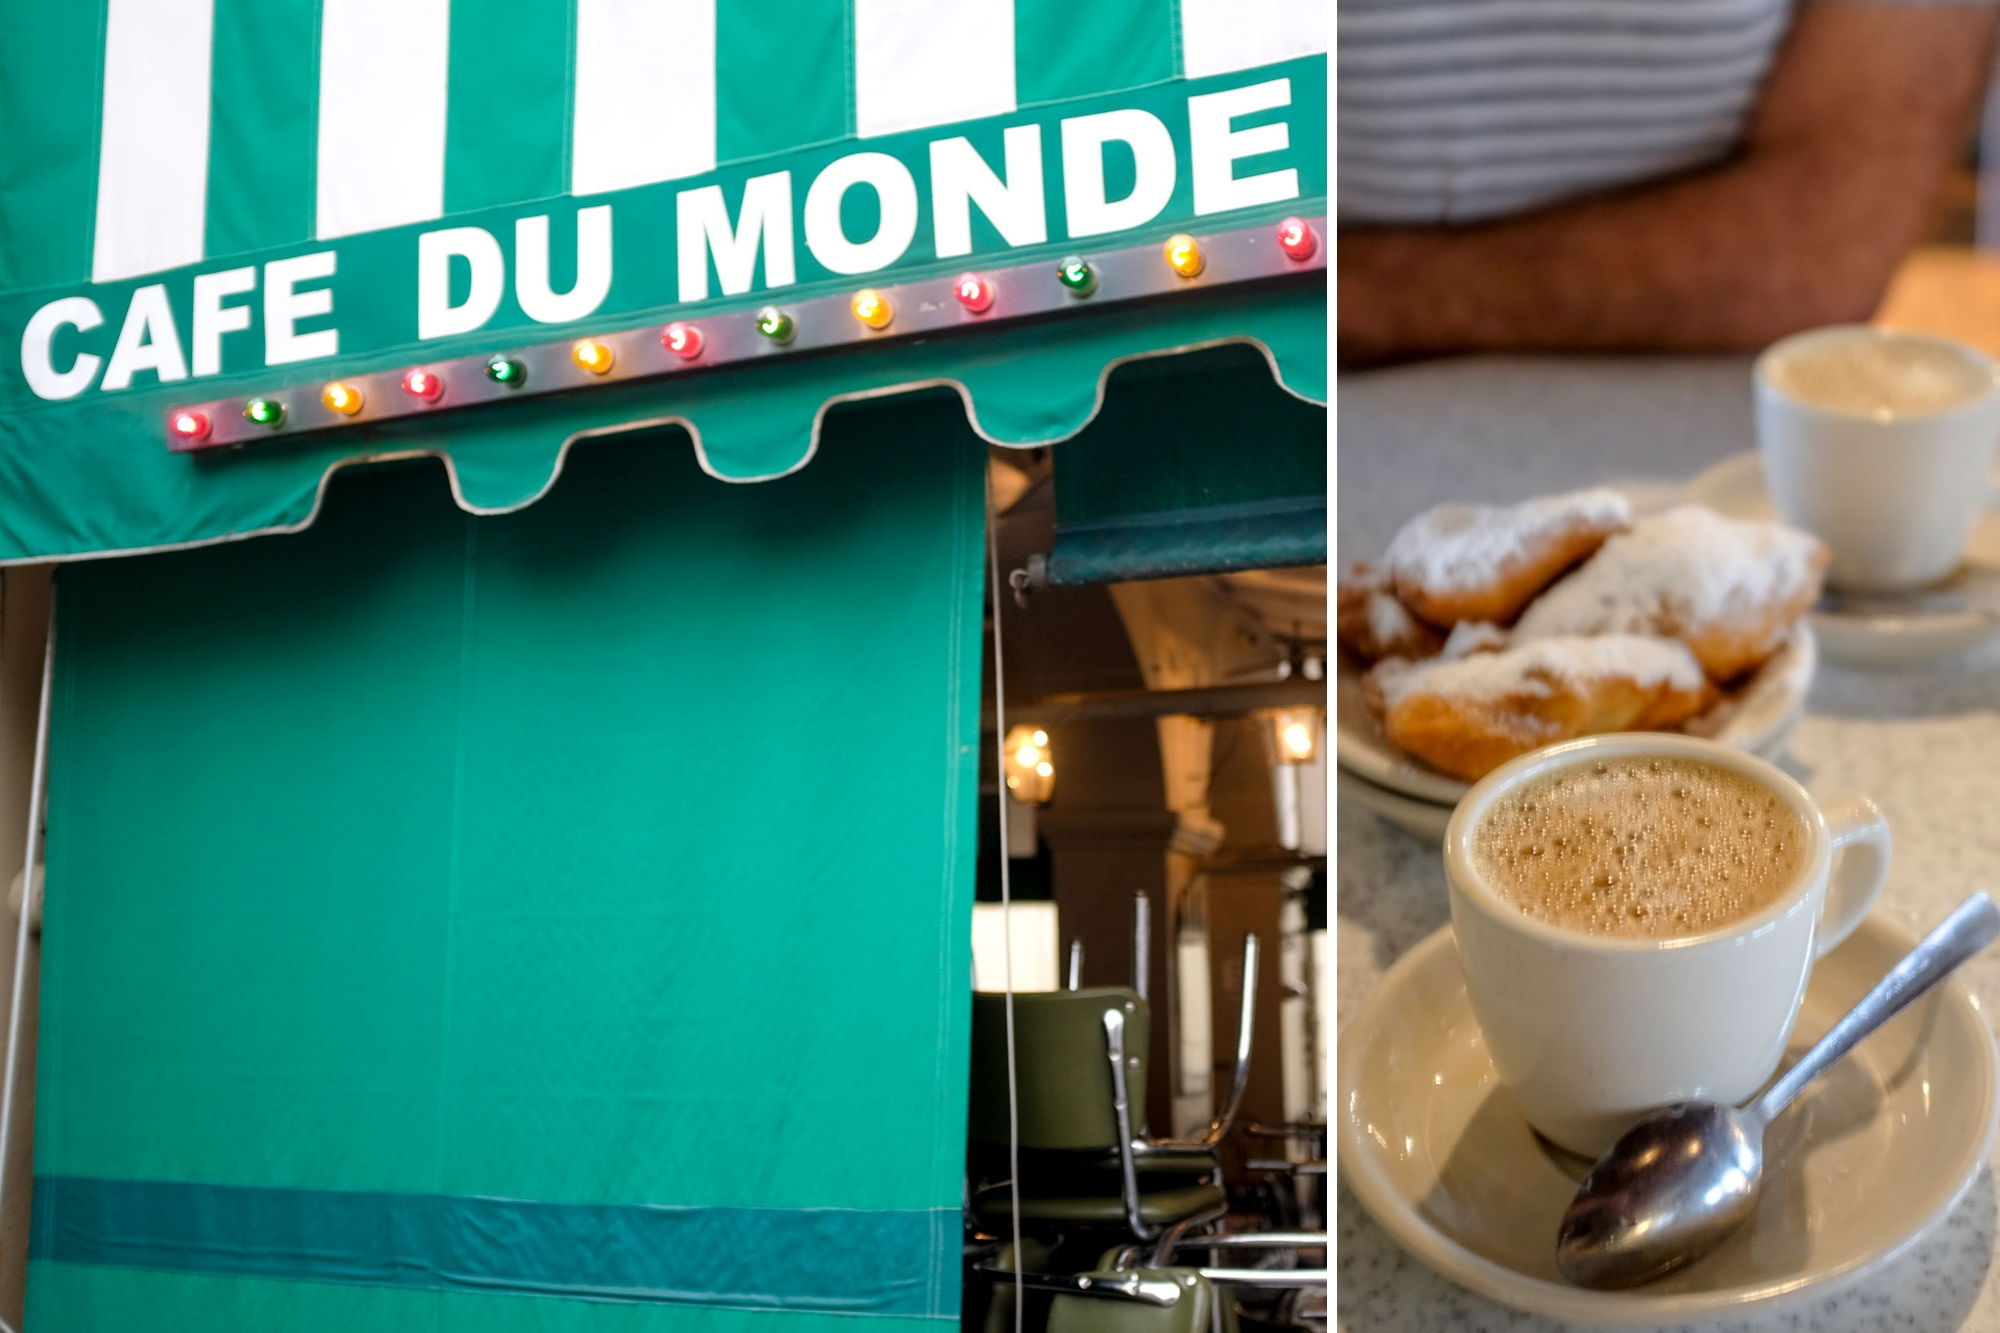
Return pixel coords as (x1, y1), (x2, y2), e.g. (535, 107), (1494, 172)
(1038, 343), (1327, 585)
(29, 395), (987, 1330)
(0, 0), (1326, 564)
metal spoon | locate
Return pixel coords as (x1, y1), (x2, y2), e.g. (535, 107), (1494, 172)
(1556, 892), (2000, 1289)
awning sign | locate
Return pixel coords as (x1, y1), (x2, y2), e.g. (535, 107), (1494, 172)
(9, 62), (1324, 413)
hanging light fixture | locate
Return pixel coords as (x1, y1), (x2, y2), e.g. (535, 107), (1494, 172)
(1003, 725), (1056, 805)
(1269, 709), (1320, 765)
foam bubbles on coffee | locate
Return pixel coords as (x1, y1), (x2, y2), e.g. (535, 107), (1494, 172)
(1766, 335), (1989, 418)
(1471, 756), (1807, 940)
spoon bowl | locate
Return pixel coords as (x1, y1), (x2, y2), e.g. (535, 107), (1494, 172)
(1557, 1102), (1763, 1288)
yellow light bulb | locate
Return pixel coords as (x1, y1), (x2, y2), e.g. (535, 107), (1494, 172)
(1031, 730), (1048, 747)
(321, 382), (363, 415)
(1035, 761), (1053, 778)
(1164, 234), (1204, 279)
(851, 288), (892, 329)
(1283, 724), (1312, 758)
(571, 338), (614, 374)
(1016, 744), (1039, 766)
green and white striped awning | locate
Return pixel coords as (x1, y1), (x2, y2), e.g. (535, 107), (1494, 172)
(0, 0), (1326, 563)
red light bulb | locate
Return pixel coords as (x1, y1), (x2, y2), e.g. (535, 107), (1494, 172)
(1276, 217), (1317, 262)
(169, 409), (211, 443)
(954, 274), (994, 314)
(663, 323), (704, 360)
(402, 368), (444, 401)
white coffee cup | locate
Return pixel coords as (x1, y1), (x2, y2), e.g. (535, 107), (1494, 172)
(1755, 325), (2000, 591)
(1443, 733), (1892, 1157)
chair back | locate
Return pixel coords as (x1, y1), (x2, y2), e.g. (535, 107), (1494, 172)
(968, 987), (1149, 1150)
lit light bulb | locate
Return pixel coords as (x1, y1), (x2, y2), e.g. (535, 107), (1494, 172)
(851, 288), (892, 329)
(755, 306), (796, 344)
(663, 322), (704, 360)
(321, 381), (363, 415)
(954, 273), (995, 313)
(243, 397), (285, 428)
(402, 368), (444, 401)
(1002, 724), (1055, 805)
(1270, 708), (1320, 764)
(1056, 257), (1096, 297)
(571, 339), (614, 374)
(1164, 234), (1204, 278)
(169, 409), (211, 443)
(485, 355), (526, 387)
(1276, 217), (1318, 262)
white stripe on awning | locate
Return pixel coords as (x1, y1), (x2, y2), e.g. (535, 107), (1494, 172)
(1181, 0), (1327, 79)
(91, 0), (215, 283)
(315, 0), (451, 240)
(573, 0), (718, 196)
(854, 0), (1015, 139)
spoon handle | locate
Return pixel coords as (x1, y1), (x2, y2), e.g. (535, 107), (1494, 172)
(1752, 893), (2000, 1125)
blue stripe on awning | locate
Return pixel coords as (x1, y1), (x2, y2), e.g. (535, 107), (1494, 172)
(31, 1175), (952, 1317)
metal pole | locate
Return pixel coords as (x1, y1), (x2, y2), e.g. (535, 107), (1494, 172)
(1133, 892), (1151, 1002)
(0, 588), (54, 1273)
(984, 474), (1024, 1333)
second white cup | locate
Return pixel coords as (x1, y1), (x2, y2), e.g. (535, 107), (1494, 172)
(1755, 325), (2000, 591)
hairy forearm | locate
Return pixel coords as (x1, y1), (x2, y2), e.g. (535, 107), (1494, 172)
(1338, 144), (1933, 364)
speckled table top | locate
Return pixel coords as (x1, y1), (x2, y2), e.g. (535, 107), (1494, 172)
(1336, 356), (2000, 1332)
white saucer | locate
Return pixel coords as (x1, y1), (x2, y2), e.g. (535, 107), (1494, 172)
(1337, 914), (1999, 1326)
(1684, 452), (2000, 667)
(1336, 625), (1814, 807)
(1336, 765), (1452, 842)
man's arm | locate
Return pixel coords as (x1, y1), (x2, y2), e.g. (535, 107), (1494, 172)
(1337, 4), (2000, 365)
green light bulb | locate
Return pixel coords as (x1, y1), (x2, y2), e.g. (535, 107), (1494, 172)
(754, 306), (795, 344)
(243, 396), (286, 428)
(485, 355), (526, 387)
(1057, 257), (1096, 296)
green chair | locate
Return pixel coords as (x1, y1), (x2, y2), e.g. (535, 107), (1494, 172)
(977, 1245), (1237, 1333)
(1046, 1261), (1238, 1333)
(965, 934), (1263, 1255)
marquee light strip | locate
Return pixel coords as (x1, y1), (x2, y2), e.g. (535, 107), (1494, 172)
(166, 216), (1326, 452)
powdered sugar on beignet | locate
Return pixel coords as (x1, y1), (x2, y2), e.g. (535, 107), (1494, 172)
(1385, 488), (1631, 627)
(1337, 563), (1444, 662)
(1369, 635), (1711, 781)
(1512, 506), (1827, 681)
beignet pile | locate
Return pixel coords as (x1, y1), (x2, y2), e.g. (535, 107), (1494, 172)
(1339, 490), (1827, 782)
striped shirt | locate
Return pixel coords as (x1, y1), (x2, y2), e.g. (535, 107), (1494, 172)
(1339, 0), (1797, 225)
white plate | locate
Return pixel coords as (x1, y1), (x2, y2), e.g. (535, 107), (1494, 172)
(1337, 915), (1999, 1326)
(1684, 452), (2000, 667)
(1335, 625), (1814, 806)
(1336, 765), (1453, 843)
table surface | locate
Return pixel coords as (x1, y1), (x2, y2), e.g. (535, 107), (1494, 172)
(1335, 353), (2000, 1332)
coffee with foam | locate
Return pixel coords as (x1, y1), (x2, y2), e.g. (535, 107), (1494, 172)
(1764, 333), (1991, 418)
(1471, 755), (1807, 940)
